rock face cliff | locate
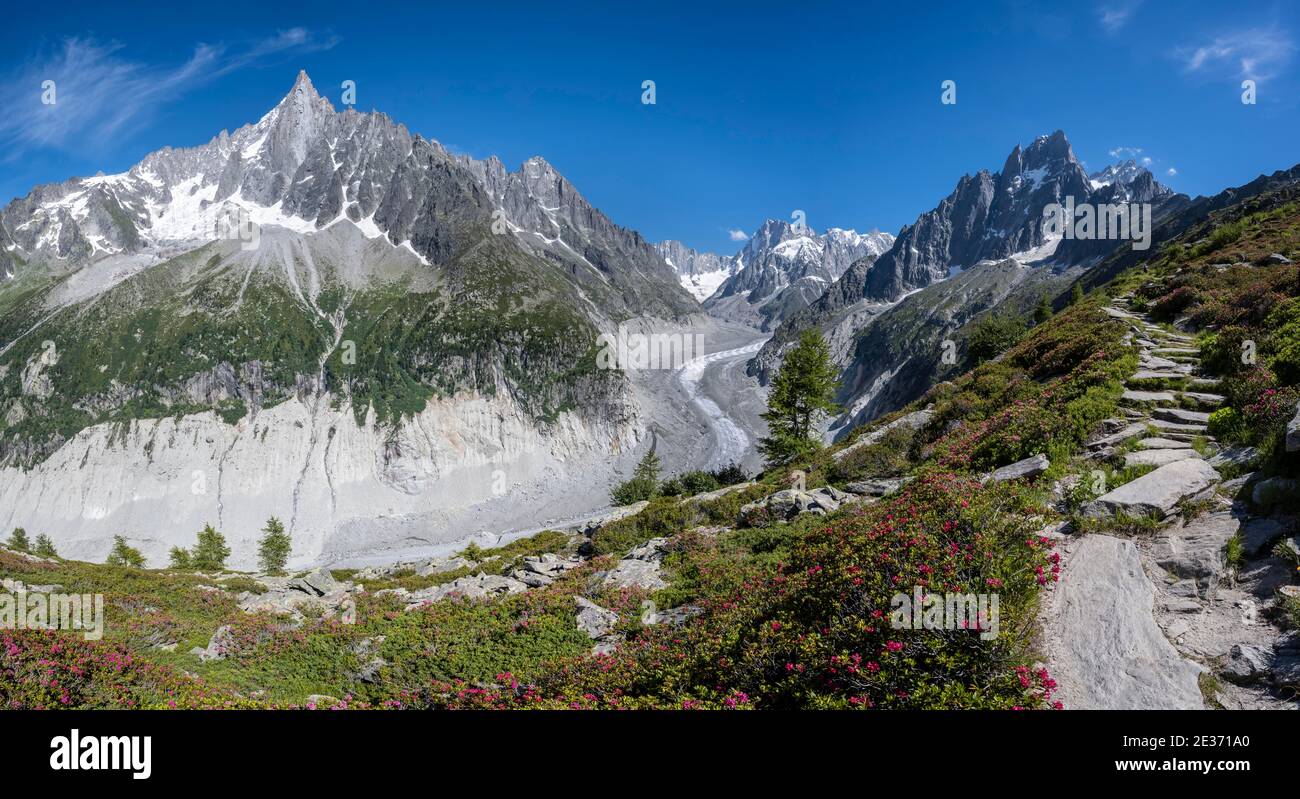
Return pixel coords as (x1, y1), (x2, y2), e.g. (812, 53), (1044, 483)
(0, 72), (705, 566)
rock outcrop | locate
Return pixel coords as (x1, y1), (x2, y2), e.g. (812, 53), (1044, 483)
(1044, 534), (1204, 709)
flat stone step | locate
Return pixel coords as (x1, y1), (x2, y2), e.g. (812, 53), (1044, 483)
(1153, 407), (1212, 425)
(1137, 437), (1194, 449)
(1152, 347), (1199, 356)
(1087, 422), (1149, 449)
(1149, 418), (1207, 434)
(1131, 370), (1190, 381)
(1143, 328), (1194, 343)
(1082, 458), (1220, 519)
(1122, 390), (1176, 404)
(1148, 337), (1197, 349)
(1139, 355), (1187, 371)
(1179, 391), (1225, 407)
(1124, 448), (1204, 467)
(1045, 534), (1204, 709)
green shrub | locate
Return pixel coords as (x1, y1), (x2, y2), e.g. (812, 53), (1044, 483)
(827, 424), (916, 483)
(589, 496), (698, 556)
(967, 312), (1027, 364)
(168, 547), (193, 570)
(106, 536), (146, 568)
(5, 527), (31, 553)
(33, 534), (58, 558)
(1207, 407), (1246, 442)
(1225, 534), (1245, 570)
(257, 517), (292, 576)
(658, 476), (685, 497)
(696, 483), (767, 526)
(679, 470), (722, 495)
(1265, 297), (1300, 384)
(611, 449), (662, 505)
(191, 525), (231, 572)
(1202, 218), (1246, 254)
(710, 463), (749, 486)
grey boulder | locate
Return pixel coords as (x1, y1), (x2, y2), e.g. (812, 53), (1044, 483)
(1082, 459), (1221, 519)
(985, 453), (1050, 483)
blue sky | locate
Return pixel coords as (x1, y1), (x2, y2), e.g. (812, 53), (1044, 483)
(2, 0), (1297, 255)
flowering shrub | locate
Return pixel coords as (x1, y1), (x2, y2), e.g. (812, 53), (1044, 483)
(0, 631), (265, 709)
(926, 309), (1132, 473)
(409, 475), (1059, 710)
(1149, 285), (1200, 321)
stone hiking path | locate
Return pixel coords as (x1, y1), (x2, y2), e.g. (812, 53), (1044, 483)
(1040, 296), (1299, 710)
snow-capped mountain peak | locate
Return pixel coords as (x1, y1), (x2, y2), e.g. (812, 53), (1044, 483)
(689, 219), (893, 329)
(1089, 159), (1145, 190)
(0, 71), (695, 324)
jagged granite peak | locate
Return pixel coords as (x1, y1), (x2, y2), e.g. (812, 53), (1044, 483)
(0, 72), (711, 562)
(264, 70), (337, 176)
(1089, 158), (1145, 189)
(769, 130), (1179, 343)
(0, 71), (693, 317)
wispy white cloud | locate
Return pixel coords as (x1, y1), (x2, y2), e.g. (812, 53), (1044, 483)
(1178, 28), (1295, 82)
(0, 29), (339, 156)
(1108, 146), (1143, 160)
(215, 27), (340, 77)
(1166, 167), (1178, 177)
(1099, 1), (1142, 34)
(728, 229), (749, 242)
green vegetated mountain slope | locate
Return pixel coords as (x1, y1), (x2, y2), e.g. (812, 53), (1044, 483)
(0, 223), (620, 468)
(828, 258), (1078, 436)
(5, 177), (1295, 710)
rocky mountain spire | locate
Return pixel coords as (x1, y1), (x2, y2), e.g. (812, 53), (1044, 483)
(265, 71), (337, 178)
